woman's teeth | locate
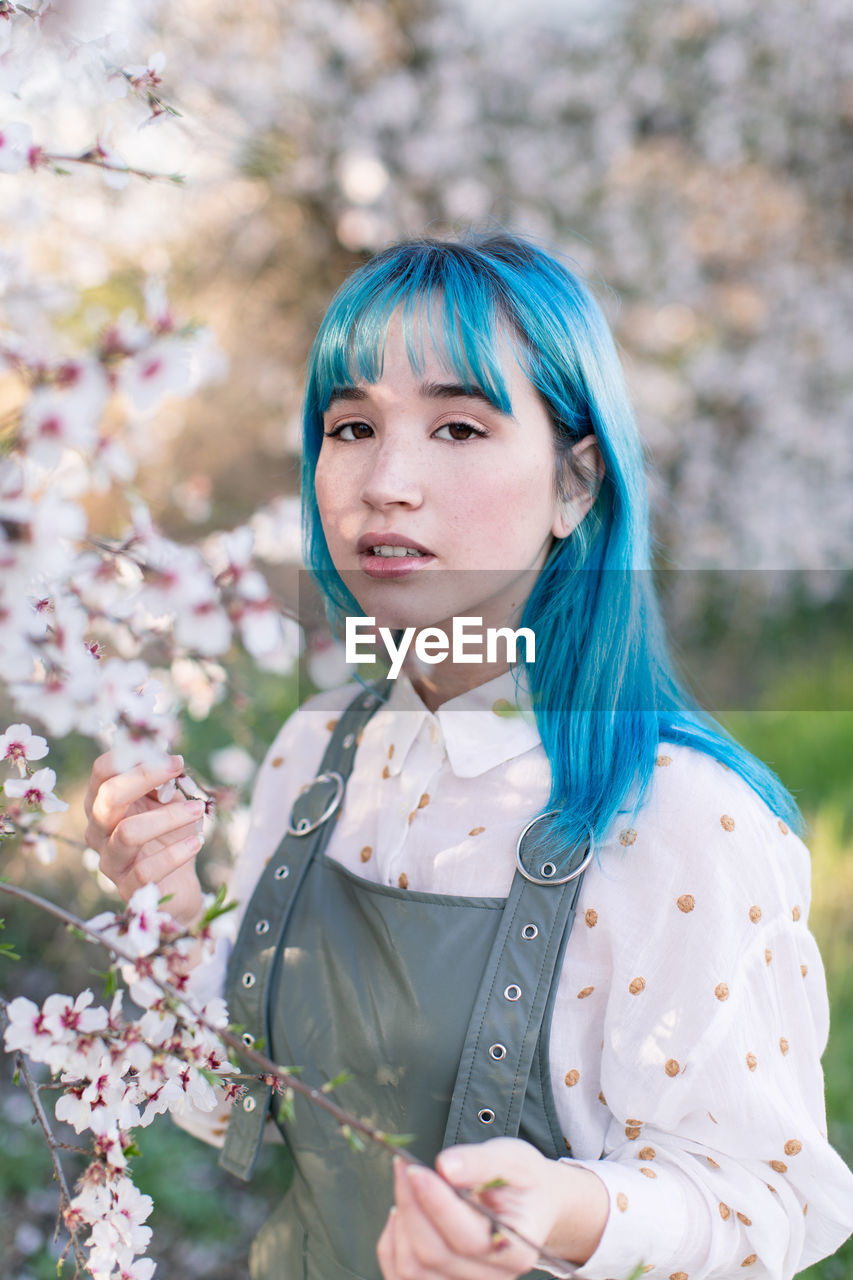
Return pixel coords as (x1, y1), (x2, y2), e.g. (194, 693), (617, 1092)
(369, 546), (426, 557)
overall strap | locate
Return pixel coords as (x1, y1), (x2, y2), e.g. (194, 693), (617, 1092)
(220, 683), (387, 1180)
(443, 832), (589, 1148)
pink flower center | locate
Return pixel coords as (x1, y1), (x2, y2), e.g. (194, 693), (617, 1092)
(57, 362), (82, 388)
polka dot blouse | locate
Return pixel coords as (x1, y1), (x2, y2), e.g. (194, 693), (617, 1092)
(181, 669), (853, 1280)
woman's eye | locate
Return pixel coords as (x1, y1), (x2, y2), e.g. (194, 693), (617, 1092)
(324, 421), (373, 441)
(434, 421), (486, 442)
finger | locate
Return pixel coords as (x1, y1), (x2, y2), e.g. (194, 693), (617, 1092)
(113, 799), (205, 859)
(407, 1164), (491, 1257)
(112, 830), (204, 898)
(406, 1165), (534, 1274)
(436, 1138), (540, 1192)
(84, 750), (119, 819)
(377, 1206), (399, 1280)
(89, 756), (184, 829)
(392, 1161), (474, 1279)
(100, 799), (204, 882)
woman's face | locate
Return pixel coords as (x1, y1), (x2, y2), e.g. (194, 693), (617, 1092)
(314, 313), (596, 634)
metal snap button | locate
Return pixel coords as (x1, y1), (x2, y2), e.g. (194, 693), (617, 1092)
(255, 919), (270, 935)
(274, 865), (290, 880)
(478, 1108), (496, 1124)
(243, 1095), (257, 1112)
(242, 1032), (255, 1048)
(521, 923), (539, 940)
(540, 861), (557, 879)
(242, 972), (256, 989)
(504, 984), (522, 1002)
(342, 733), (355, 749)
(489, 1044), (507, 1061)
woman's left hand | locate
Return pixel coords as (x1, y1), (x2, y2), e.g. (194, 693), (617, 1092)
(376, 1137), (609, 1279)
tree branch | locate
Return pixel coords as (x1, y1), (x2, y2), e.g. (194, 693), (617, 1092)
(40, 151), (184, 185)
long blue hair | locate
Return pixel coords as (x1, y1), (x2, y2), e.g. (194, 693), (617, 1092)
(300, 232), (803, 865)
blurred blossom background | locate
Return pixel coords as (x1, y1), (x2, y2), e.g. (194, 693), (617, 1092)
(1, 0), (852, 1276)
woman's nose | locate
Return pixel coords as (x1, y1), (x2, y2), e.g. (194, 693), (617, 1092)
(359, 441), (424, 509)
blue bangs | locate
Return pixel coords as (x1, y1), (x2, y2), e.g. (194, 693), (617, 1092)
(304, 247), (520, 447)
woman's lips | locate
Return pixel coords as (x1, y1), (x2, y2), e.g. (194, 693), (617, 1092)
(355, 533), (435, 577)
(357, 549), (436, 578)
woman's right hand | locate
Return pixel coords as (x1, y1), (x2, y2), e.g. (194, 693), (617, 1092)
(84, 751), (206, 927)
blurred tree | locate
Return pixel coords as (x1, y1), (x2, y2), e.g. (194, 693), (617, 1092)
(139, 0), (853, 581)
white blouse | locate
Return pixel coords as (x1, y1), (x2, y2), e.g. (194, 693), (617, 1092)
(181, 668), (853, 1280)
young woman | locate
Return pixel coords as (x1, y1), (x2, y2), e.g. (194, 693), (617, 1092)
(84, 233), (853, 1280)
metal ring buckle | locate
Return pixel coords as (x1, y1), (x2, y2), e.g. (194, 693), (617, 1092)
(515, 811), (594, 886)
(286, 771), (345, 836)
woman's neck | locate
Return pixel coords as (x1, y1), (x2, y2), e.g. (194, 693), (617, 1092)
(403, 653), (515, 713)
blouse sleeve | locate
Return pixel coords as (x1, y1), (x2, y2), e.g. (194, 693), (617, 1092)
(562, 748), (853, 1280)
(171, 683), (358, 1148)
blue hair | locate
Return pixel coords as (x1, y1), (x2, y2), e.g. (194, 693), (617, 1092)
(301, 232), (803, 864)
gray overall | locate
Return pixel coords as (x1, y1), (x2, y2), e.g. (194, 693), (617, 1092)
(220, 683), (589, 1280)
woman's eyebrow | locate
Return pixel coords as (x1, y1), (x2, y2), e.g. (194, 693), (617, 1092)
(325, 381), (508, 412)
(327, 387), (369, 405)
(419, 380), (503, 410)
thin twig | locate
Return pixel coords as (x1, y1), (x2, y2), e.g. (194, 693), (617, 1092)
(0, 879), (578, 1274)
(1, 826), (91, 853)
(40, 152), (184, 185)
(53, 1140), (93, 1157)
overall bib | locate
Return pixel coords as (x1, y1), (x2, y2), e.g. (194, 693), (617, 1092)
(221, 684), (589, 1280)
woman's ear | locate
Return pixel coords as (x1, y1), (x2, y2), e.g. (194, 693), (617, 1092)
(552, 435), (605, 539)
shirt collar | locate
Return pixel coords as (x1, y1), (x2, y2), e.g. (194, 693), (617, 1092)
(377, 667), (541, 779)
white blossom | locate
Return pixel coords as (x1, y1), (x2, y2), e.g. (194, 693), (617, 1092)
(0, 722), (48, 774)
(106, 678), (179, 772)
(84, 1177), (154, 1255)
(209, 744), (256, 787)
(3, 995), (56, 1061)
(250, 495), (303, 564)
(3, 766), (68, 813)
(166, 657), (227, 720)
(88, 883), (171, 959)
(55, 1060), (141, 1135)
(118, 337), (194, 414)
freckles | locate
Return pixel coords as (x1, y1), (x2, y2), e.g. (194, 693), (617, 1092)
(315, 465), (361, 542)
